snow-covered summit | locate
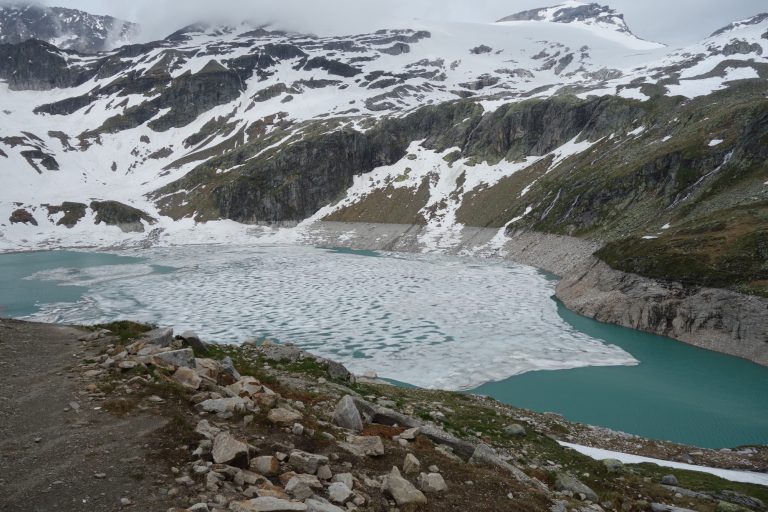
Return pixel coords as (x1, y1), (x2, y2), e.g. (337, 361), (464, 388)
(496, 1), (662, 50)
(710, 12), (768, 38)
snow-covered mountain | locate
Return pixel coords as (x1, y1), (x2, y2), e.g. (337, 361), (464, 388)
(0, 2), (766, 296)
(0, 3), (138, 53)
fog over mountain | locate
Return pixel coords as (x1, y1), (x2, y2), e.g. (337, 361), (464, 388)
(33, 0), (768, 46)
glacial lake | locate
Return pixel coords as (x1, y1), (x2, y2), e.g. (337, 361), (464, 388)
(1, 246), (766, 449)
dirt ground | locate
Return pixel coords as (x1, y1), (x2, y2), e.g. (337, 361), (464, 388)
(0, 319), (176, 512)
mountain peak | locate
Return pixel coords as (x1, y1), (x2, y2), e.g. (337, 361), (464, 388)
(709, 12), (768, 38)
(497, 2), (631, 34)
(0, 3), (138, 53)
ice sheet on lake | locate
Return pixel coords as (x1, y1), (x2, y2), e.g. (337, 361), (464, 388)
(27, 246), (638, 390)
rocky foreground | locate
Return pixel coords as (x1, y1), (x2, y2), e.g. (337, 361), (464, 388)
(1, 319), (767, 512)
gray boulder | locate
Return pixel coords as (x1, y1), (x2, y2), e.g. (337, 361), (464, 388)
(661, 474), (679, 486)
(332, 396), (363, 432)
(504, 423), (526, 437)
(180, 330), (209, 355)
(602, 458), (624, 473)
(212, 432), (249, 467)
(142, 327), (174, 347)
(338, 435), (384, 457)
(288, 450), (329, 475)
(555, 473), (598, 502)
(417, 472), (447, 493)
(152, 348), (195, 369)
(384, 467), (427, 512)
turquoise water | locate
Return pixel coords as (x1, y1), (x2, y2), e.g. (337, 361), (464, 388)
(0, 251), (144, 317)
(471, 300), (768, 449)
(1, 249), (767, 449)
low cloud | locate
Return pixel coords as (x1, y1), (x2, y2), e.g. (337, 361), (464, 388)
(36, 0), (768, 46)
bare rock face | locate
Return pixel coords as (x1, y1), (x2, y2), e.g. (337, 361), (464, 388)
(9, 208), (37, 225)
(556, 259), (768, 366)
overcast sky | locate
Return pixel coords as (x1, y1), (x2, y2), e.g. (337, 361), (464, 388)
(41, 0), (768, 47)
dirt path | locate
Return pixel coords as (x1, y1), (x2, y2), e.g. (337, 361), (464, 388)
(0, 319), (175, 512)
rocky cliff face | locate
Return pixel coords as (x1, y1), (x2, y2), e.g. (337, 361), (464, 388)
(556, 259), (768, 365)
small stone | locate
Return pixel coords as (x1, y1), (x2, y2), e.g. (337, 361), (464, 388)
(172, 366), (202, 390)
(316, 465), (333, 481)
(403, 453), (420, 475)
(417, 472), (447, 493)
(33, 437), (42, 443)
(400, 427), (420, 441)
(328, 482), (352, 503)
(305, 499), (345, 512)
(428, 465), (440, 473)
(94, 473), (107, 479)
(119, 497), (132, 506)
(332, 473), (353, 489)
(268, 408), (302, 424)
(251, 455), (280, 476)
(338, 436), (384, 457)
(292, 423), (304, 436)
(288, 450), (329, 474)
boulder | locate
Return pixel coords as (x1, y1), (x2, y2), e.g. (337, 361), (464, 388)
(288, 450), (329, 475)
(338, 436), (384, 457)
(195, 358), (222, 380)
(555, 473), (598, 502)
(403, 453), (421, 475)
(400, 427), (420, 440)
(197, 397), (247, 415)
(229, 377), (263, 397)
(195, 420), (221, 440)
(251, 455), (280, 476)
(268, 408), (302, 424)
(327, 482), (352, 503)
(220, 356), (241, 384)
(332, 473), (354, 489)
(602, 458), (624, 473)
(326, 360), (353, 382)
(417, 472), (447, 493)
(152, 348), (195, 369)
(285, 474), (322, 500)
(142, 327), (174, 347)
(180, 330), (209, 354)
(212, 432), (249, 467)
(504, 424), (526, 437)
(172, 367), (202, 390)
(228, 497), (307, 511)
(661, 474), (679, 486)
(331, 396), (363, 432)
(384, 467), (427, 512)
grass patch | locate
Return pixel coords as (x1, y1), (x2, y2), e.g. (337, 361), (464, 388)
(94, 321), (155, 342)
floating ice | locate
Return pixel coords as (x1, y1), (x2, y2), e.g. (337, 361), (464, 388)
(26, 246), (638, 390)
